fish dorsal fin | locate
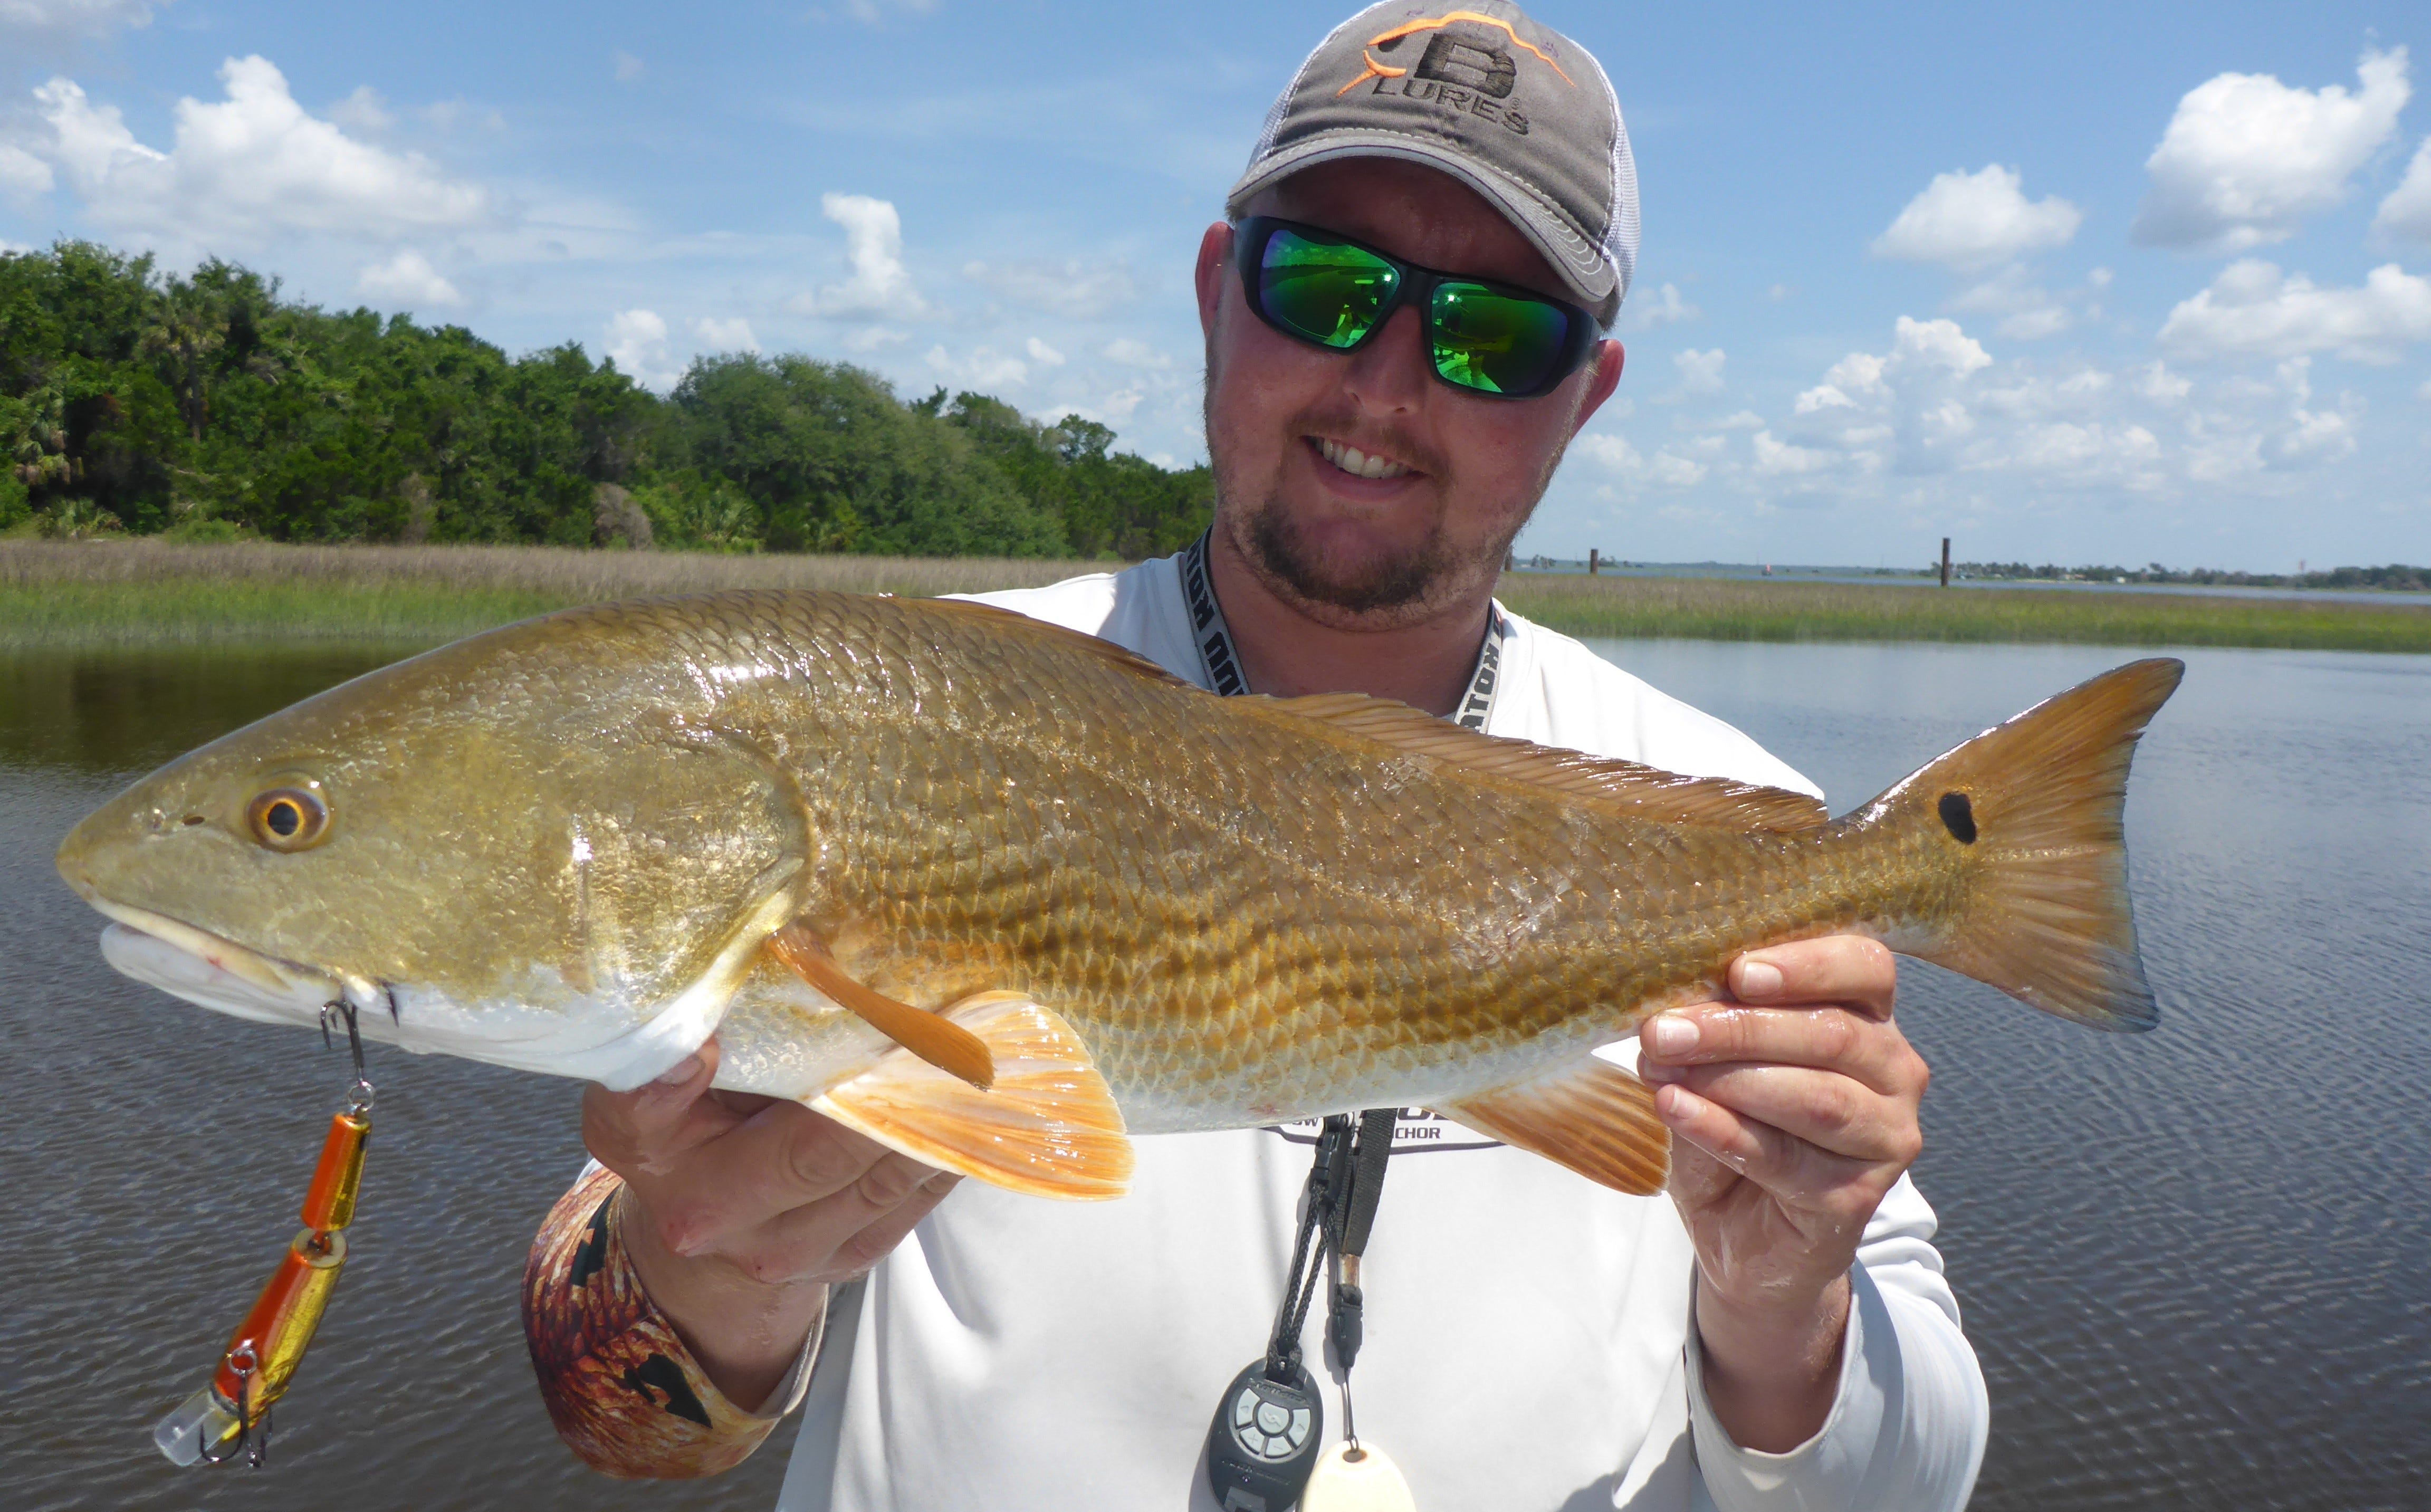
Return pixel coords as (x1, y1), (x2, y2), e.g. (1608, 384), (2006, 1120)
(813, 990), (1133, 1201)
(1255, 692), (1827, 834)
(765, 924), (996, 1089)
(908, 596), (1195, 690)
(1435, 1054), (1670, 1195)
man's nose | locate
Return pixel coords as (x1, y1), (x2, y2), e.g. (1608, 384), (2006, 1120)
(1338, 303), (1429, 414)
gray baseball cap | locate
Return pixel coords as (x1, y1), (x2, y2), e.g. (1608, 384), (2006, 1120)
(1227, 2), (1639, 327)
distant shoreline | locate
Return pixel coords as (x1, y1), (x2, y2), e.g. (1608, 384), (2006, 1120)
(6, 541), (2428, 654)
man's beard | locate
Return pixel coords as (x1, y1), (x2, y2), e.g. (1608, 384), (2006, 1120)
(1241, 493), (1456, 615)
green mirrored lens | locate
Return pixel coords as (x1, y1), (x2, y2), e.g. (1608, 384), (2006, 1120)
(1431, 283), (1569, 394)
(1259, 229), (1398, 348)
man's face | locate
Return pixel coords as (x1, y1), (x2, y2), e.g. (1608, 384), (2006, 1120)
(1197, 157), (1622, 629)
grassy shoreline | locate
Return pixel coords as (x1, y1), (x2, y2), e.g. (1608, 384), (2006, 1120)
(6, 540), (2429, 653)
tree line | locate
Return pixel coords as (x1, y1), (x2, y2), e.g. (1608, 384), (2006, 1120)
(1, 241), (1211, 559)
(1951, 561), (2428, 591)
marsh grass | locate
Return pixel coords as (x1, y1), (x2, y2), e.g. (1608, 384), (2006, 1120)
(6, 540), (2428, 652)
(1, 541), (1085, 645)
(1496, 571), (2431, 654)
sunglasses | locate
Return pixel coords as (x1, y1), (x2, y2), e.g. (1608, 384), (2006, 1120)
(1232, 216), (1601, 400)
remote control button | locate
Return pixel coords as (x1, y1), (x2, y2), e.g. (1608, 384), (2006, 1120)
(1255, 1402), (1289, 1434)
(1288, 1408), (1310, 1444)
(1238, 1428), (1269, 1456)
(1233, 1391), (1257, 1429)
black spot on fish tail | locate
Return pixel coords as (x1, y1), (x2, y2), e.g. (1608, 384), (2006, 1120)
(569, 1192), (614, 1290)
(1939, 791), (1978, 845)
(620, 1354), (712, 1428)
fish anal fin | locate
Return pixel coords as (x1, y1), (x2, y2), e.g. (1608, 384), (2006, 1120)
(765, 924), (995, 1089)
(1259, 693), (1827, 834)
(812, 990), (1133, 1201)
(1437, 1056), (1670, 1196)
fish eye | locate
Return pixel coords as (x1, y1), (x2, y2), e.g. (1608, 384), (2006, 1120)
(247, 787), (331, 851)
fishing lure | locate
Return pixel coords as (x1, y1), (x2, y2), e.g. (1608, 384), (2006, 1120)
(153, 1001), (373, 1467)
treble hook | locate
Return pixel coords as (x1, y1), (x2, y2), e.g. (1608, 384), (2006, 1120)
(193, 1345), (272, 1467)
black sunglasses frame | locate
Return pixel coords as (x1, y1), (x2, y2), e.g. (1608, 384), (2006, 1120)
(1231, 216), (1603, 400)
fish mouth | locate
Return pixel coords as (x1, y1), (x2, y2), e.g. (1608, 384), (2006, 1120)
(91, 902), (343, 1028)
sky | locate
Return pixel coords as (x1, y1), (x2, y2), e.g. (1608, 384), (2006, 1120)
(3, 1), (2429, 572)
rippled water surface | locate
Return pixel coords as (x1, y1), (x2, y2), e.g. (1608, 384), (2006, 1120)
(3, 639), (2425, 1510)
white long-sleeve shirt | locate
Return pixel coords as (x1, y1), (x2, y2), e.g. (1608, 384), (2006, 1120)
(773, 551), (1988, 1510)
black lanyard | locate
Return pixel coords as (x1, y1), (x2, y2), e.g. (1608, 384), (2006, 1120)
(1190, 532), (1459, 1506)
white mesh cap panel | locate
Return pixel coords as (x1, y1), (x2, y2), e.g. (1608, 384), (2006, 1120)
(1580, 45), (1639, 309)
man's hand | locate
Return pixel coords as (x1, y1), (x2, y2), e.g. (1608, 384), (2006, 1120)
(581, 1037), (959, 1409)
(1635, 935), (1926, 1453)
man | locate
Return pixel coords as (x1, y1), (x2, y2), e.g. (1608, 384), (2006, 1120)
(524, 5), (1988, 1507)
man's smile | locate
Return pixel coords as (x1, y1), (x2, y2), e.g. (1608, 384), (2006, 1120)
(1310, 435), (1421, 483)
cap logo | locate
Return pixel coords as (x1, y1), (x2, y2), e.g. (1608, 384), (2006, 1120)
(1336, 11), (1575, 99)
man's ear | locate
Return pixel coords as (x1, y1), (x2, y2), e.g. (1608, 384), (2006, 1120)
(1194, 222), (1231, 341)
(1569, 339), (1625, 435)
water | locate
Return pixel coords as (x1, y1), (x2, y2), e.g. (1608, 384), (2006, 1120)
(3, 640), (2426, 1509)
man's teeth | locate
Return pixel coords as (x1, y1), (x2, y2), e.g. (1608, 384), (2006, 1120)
(1318, 438), (1412, 480)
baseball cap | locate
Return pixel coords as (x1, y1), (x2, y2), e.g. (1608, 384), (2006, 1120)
(1226, 2), (1639, 328)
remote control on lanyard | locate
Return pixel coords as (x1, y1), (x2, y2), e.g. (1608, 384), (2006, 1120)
(1205, 1355), (1324, 1511)
(1204, 1110), (1398, 1512)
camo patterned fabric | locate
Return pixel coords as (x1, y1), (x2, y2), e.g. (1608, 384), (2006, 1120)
(521, 1164), (819, 1478)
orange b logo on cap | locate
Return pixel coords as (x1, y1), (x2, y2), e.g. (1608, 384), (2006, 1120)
(1337, 10), (1576, 98)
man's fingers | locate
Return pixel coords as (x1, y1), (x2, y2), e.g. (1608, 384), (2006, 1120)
(1648, 1062), (1922, 1166)
(640, 1100), (896, 1257)
(728, 1163), (957, 1286)
(581, 1037), (734, 1174)
(1731, 936), (1898, 1019)
(1653, 1083), (1881, 1213)
(1639, 1004), (1925, 1096)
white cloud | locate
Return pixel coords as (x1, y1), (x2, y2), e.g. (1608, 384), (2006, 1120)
(1873, 165), (2082, 271)
(2375, 137), (2431, 243)
(30, 59), (491, 247)
(2158, 259), (2431, 363)
(1672, 348), (1726, 395)
(327, 85), (393, 135)
(1767, 283), (1793, 302)
(794, 193), (927, 320)
(604, 308), (679, 388)
(356, 248), (462, 307)
(612, 52), (644, 83)
(692, 316), (759, 352)
(962, 256), (1138, 318)
(926, 343), (1027, 389)
(1103, 337), (1172, 369)
(841, 326), (907, 352)
(0, 142), (53, 196)
(1576, 433), (1707, 488)
(1621, 281), (1698, 330)
(2133, 47), (2410, 252)
(1, 0), (161, 47)
(1025, 336), (1065, 366)
(1753, 429), (1837, 476)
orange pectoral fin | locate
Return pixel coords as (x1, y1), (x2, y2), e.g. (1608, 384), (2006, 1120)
(811, 990), (1133, 1201)
(764, 924), (996, 1090)
(1436, 1055), (1670, 1196)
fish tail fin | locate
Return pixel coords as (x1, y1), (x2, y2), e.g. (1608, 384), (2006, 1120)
(812, 991), (1134, 1200)
(1852, 657), (2184, 1031)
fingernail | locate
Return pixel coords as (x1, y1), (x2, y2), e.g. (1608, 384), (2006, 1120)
(1655, 1084), (1700, 1124)
(653, 1055), (703, 1086)
(1738, 961), (1785, 999)
(1650, 1014), (1698, 1056)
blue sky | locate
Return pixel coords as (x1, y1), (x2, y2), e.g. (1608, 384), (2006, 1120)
(4, 1), (2429, 571)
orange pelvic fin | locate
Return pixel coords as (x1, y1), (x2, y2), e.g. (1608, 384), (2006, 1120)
(1437, 1055), (1670, 1196)
(811, 990), (1133, 1201)
(765, 924), (996, 1089)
